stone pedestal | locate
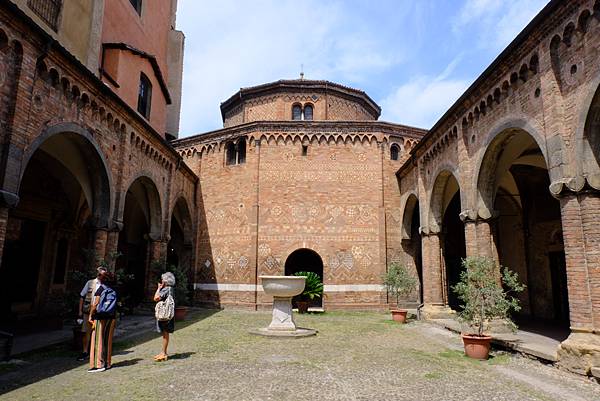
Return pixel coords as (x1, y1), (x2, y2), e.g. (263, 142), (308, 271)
(557, 332), (600, 376)
(251, 275), (316, 337)
(268, 297), (297, 331)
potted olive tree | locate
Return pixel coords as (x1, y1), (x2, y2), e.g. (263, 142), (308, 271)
(382, 263), (417, 323)
(292, 271), (323, 313)
(453, 256), (525, 359)
(171, 264), (192, 321)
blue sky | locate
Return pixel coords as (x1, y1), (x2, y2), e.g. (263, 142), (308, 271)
(176, 0), (549, 137)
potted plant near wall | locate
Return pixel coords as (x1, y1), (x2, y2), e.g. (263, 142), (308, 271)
(292, 272), (323, 314)
(171, 264), (192, 321)
(382, 263), (417, 323)
(453, 256), (525, 359)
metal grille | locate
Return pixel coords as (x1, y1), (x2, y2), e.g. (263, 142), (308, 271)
(27, 0), (62, 31)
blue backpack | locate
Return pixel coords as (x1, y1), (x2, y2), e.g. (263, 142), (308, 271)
(94, 284), (117, 319)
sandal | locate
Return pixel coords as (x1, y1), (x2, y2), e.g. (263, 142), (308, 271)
(154, 354), (168, 362)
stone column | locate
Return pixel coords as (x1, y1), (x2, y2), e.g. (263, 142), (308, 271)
(420, 230), (453, 318)
(0, 206), (10, 270)
(93, 228), (109, 262)
(556, 190), (600, 375)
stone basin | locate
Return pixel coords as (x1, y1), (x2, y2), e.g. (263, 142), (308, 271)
(251, 275), (316, 337)
(260, 275), (305, 298)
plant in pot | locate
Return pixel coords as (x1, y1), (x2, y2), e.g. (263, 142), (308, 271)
(382, 263), (417, 323)
(452, 256), (525, 360)
(170, 264), (192, 321)
(292, 271), (323, 314)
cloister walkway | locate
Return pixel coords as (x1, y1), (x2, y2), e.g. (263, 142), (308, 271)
(1, 310), (598, 401)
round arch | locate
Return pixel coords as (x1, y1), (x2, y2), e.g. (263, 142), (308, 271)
(401, 193), (420, 239)
(428, 168), (461, 232)
(19, 122), (113, 227)
(472, 118), (554, 216)
(576, 79), (600, 189)
(284, 248), (324, 279)
(121, 173), (163, 237)
(167, 196), (194, 269)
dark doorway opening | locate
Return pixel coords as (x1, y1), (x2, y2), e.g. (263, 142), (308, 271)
(443, 192), (466, 311)
(284, 248), (324, 308)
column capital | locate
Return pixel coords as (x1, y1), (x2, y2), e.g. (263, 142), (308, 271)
(460, 208), (499, 222)
(0, 190), (19, 209)
(550, 175), (600, 198)
(419, 225), (440, 236)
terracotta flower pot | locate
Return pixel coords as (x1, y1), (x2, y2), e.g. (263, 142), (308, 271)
(296, 301), (310, 314)
(174, 306), (189, 321)
(390, 309), (408, 323)
(461, 334), (492, 359)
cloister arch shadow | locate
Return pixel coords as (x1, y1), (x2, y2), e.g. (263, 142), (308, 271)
(2, 124), (112, 328)
(577, 79), (600, 188)
(400, 193), (423, 303)
(429, 170), (465, 310)
(118, 175), (162, 306)
(168, 196), (194, 271)
(284, 248), (324, 308)
(476, 127), (569, 332)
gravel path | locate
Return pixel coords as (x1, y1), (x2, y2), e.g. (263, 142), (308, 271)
(1, 310), (598, 400)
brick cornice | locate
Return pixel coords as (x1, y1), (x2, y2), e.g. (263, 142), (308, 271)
(172, 120), (427, 149)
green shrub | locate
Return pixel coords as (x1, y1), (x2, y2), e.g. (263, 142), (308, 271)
(292, 271), (323, 302)
(382, 263), (417, 308)
(452, 256), (525, 336)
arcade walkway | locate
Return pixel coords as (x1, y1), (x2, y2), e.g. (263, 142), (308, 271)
(1, 310), (598, 401)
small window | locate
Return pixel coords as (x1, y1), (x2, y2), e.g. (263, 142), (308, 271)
(390, 144), (400, 161)
(137, 73), (152, 119)
(237, 138), (247, 164)
(304, 104), (313, 121)
(129, 0), (142, 15)
(292, 104), (302, 120)
(28, 0), (62, 31)
(302, 145), (308, 156)
(226, 142), (237, 165)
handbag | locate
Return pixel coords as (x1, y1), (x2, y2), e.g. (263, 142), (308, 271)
(155, 290), (175, 321)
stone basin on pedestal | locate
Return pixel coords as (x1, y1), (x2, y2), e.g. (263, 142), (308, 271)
(251, 275), (317, 337)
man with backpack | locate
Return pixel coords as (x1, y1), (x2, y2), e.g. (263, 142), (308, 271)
(88, 270), (118, 372)
(77, 266), (107, 361)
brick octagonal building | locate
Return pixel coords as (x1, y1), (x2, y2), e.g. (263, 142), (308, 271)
(173, 79), (425, 309)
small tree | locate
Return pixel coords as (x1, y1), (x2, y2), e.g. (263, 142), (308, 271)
(382, 263), (417, 308)
(453, 256), (525, 337)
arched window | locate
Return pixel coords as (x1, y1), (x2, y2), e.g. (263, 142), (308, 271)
(390, 144), (400, 161)
(304, 104), (313, 121)
(292, 104), (302, 120)
(137, 72), (152, 119)
(226, 142), (237, 165)
(237, 138), (246, 164)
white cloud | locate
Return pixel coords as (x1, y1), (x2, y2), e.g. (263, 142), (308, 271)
(379, 77), (469, 129)
(380, 55), (469, 129)
(453, 0), (549, 51)
(176, 0), (403, 136)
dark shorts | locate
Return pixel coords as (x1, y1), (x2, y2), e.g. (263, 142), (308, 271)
(156, 318), (174, 334)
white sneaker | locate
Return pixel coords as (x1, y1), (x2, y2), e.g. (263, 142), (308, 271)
(87, 367), (106, 373)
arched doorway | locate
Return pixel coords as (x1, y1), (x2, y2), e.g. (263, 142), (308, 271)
(167, 197), (193, 278)
(401, 195), (423, 303)
(284, 248), (323, 308)
(118, 176), (161, 306)
(478, 129), (569, 331)
(1, 129), (111, 329)
(430, 171), (466, 311)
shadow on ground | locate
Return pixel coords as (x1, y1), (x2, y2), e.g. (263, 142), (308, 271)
(0, 309), (219, 395)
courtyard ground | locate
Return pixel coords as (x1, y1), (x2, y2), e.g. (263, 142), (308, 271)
(0, 310), (598, 401)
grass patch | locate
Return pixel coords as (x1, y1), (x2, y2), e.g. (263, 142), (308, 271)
(487, 353), (510, 365)
(424, 371), (444, 379)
